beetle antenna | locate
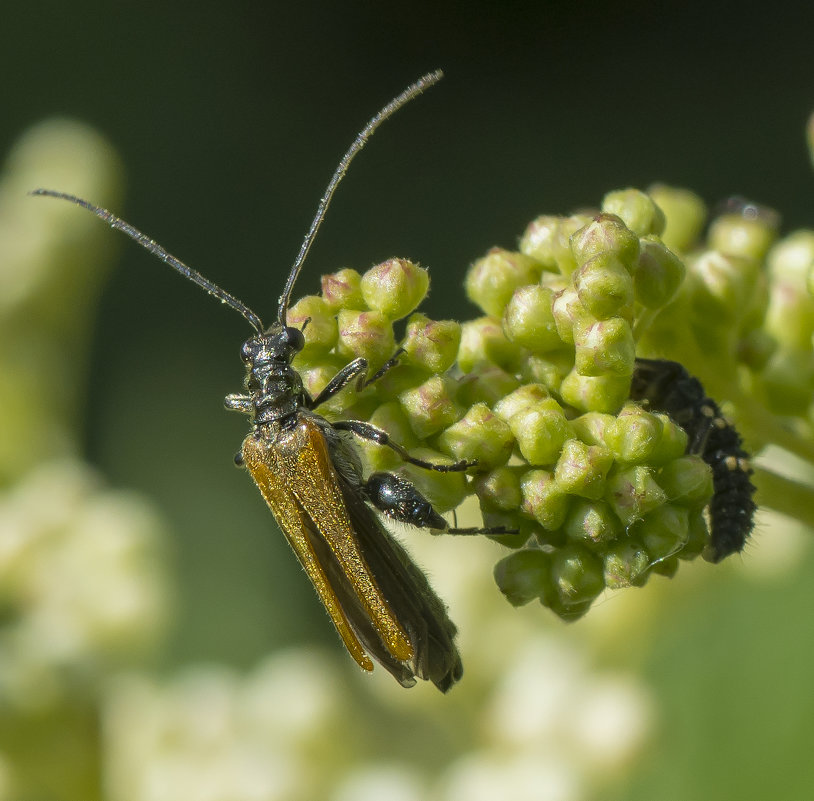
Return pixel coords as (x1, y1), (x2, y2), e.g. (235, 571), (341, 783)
(276, 69), (443, 327)
(30, 189), (265, 333)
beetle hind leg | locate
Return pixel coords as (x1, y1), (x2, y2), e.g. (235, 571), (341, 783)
(363, 472), (517, 536)
(333, 420), (476, 472)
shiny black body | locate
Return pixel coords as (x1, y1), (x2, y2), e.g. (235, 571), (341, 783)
(630, 357), (756, 562)
(225, 327), (478, 691)
(33, 73), (505, 692)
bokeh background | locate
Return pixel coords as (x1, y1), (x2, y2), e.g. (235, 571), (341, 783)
(2, 2), (814, 800)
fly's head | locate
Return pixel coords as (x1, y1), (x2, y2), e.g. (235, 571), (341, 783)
(239, 324), (305, 423)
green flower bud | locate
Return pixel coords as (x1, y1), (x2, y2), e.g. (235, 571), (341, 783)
(494, 549), (551, 606)
(631, 503), (689, 562)
(569, 412), (615, 446)
(335, 309), (396, 370)
(519, 215), (563, 270)
(551, 286), (592, 345)
(520, 214), (591, 276)
(297, 356), (356, 416)
(555, 215), (593, 276)
(553, 439), (614, 500)
(574, 253), (635, 320)
(574, 318), (635, 377)
(548, 597), (595, 622)
(399, 447), (468, 512)
(550, 545), (605, 614)
(540, 271), (571, 293)
(465, 248), (542, 317)
(401, 313), (461, 373)
(475, 465), (524, 511)
(648, 413), (689, 465)
(507, 399), (570, 466)
(493, 384), (550, 421)
(765, 232), (814, 348)
(679, 509), (709, 560)
(563, 498), (622, 549)
(520, 468), (571, 531)
(602, 188), (666, 237)
(605, 465), (667, 526)
(603, 403), (664, 464)
(437, 403), (514, 468)
(560, 369), (631, 414)
(603, 539), (651, 589)
(656, 455), (713, 506)
(398, 374), (463, 439)
(457, 316), (525, 373)
(286, 294), (338, 354)
(570, 213), (640, 269)
(770, 230), (814, 283)
(503, 285), (564, 352)
(320, 268), (365, 310)
(708, 212), (778, 262)
(760, 347), (814, 416)
(765, 284), (814, 351)
(633, 236), (686, 309)
(338, 393), (382, 424)
(357, 401), (420, 472)
(482, 510), (540, 549)
(686, 250), (759, 324)
(647, 185), (707, 253)
(651, 555), (679, 578)
(360, 258), (429, 320)
(372, 363), (433, 398)
(456, 363), (521, 408)
(738, 328), (776, 372)
(521, 350), (575, 396)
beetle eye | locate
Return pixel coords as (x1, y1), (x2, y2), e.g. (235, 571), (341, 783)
(283, 326), (305, 352)
(240, 340), (253, 362)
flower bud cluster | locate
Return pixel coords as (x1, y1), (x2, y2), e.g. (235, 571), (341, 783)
(637, 189), (814, 440)
(463, 194), (714, 620)
(290, 190), (726, 622)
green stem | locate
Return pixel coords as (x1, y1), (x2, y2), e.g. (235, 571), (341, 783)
(752, 465), (814, 530)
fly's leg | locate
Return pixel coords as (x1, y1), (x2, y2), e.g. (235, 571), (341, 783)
(363, 472), (517, 535)
(306, 349), (404, 410)
(332, 419), (476, 472)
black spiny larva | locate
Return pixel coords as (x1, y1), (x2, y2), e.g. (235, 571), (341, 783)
(630, 357), (756, 562)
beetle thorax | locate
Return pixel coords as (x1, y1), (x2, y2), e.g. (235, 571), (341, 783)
(239, 329), (305, 425)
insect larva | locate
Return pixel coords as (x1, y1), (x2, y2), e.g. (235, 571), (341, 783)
(630, 357), (756, 562)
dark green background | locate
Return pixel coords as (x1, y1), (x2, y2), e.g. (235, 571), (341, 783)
(3, 3), (814, 797)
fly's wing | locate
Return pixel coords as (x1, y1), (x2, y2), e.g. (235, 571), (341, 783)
(333, 470), (463, 692)
(241, 416), (414, 677)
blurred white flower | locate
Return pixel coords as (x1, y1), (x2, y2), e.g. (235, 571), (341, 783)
(0, 460), (171, 711)
(104, 650), (349, 801)
(568, 676), (654, 774)
(0, 118), (123, 482)
(0, 117), (121, 315)
(439, 752), (582, 801)
(330, 765), (426, 801)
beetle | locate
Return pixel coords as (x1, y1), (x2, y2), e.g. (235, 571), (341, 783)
(34, 71), (506, 691)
